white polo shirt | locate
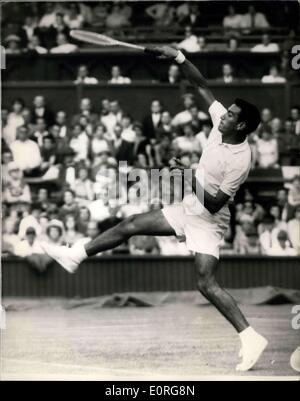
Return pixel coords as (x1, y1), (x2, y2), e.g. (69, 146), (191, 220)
(183, 100), (252, 217)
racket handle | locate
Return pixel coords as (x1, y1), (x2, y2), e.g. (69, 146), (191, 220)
(144, 47), (163, 57)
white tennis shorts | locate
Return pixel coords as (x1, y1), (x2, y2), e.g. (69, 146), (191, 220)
(162, 199), (230, 259)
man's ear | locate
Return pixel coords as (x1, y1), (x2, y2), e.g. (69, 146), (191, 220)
(237, 121), (246, 132)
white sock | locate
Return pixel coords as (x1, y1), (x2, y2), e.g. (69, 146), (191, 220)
(239, 326), (259, 347)
(70, 243), (88, 264)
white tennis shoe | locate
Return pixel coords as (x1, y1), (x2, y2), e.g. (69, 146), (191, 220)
(40, 242), (79, 274)
(236, 334), (268, 371)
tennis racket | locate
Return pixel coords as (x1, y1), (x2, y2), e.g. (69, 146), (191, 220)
(70, 29), (161, 56)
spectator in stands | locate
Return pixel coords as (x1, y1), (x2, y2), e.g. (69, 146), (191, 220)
(31, 117), (48, 146)
(290, 105), (300, 135)
(223, 5), (242, 31)
(270, 205), (287, 232)
(172, 93), (196, 127)
(251, 34), (280, 53)
(197, 36), (207, 52)
(235, 225), (261, 255)
(73, 165), (95, 205)
(189, 105), (208, 132)
(2, 217), (20, 255)
(266, 230), (297, 256)
(31, 95), (54, 126)
(45, 219), (65, 245)
(54, 110), (69, 139)
(76, 206), (91, 235)
(196, 120), (213, 150)
(129, 235), (159, 255)
(172, 123), (202, 156)
(217, 63), (236, 84)
(177, 26), (199, 53)
(74, 65), (98, 85)
(240, 5), (270, 31)
(75, 220), (100, 247)
(64, 3), (84, 29)
(35, 188), (55, 213)
(39, 3), (58, 28)
(279, 118), (300, 165)
(48, 13), (70, 43)
(10, 125), (42, 176)
(227, 37), (239, 52)
(20, 16), (40, 46)
(106, 3), (131, 31)
(101, 100), (123, 136)
(262, 65), (286, 84)
(255, 126), (279, 169)
(4, 98), (25, 145)
(88, 185), (112, 223)
(3, 162), (31, 206)
(14, 226), (44, 257)
(145, 2), (175, 27)
(287, 205), (300, 254)
(287, 175), (300, 210)
(64, 214), (84, 246)
(18, 205), (42, 239)
(60, 189), (79, 218)
(142, 99), (163, 140)
(131, 122), (151, 168)
(108, 65), (131, 84)
(40, 134), (57, 174)
(2, 149), (13, 187)
(91, 124), (111, 158)
(164, 64), (181, 84)
(258, 214), (280, 254)
(156, 110), (173, 137)
(72, 98), (98, 128)
(50, 33), (78, 54)
(177, 3), (204, 28)
(115, 114), (137, 163)
(4, 34), (22, 54)
(69, 123), (89, 163)
(27, 34), (47, 54)
(276, 189), (289, 222)
(90, 2), (109, 28)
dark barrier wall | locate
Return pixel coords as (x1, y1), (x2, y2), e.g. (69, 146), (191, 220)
(3, 82), (296, 119)
(3, 51), (281, 82)
(2, 256), (300, 297)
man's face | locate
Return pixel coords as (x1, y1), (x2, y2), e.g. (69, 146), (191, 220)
(291, 108), (299, 121)
(110, 101), (119, 113)
(161, 111), (171, 124)
(36, 118), (46, 132)
(151, 101), (161, 114)
(219, 104), (241, 135)
(183, 96), (194, 109)
(34, 96), (44, 108)
(80, 98), (91, 111)
(223, 64), (232, 76)
(17, 126), (28, 141)
(56, 111), (66, 124)
(261, 108), (272, 122)
(79, 66), (88, 77)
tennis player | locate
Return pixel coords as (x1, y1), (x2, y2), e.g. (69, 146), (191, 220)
(41, 46), (268, 371)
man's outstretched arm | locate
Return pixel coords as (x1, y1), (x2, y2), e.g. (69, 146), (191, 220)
(152, 46), (216, 108)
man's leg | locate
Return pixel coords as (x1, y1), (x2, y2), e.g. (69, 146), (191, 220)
(195, 253), (268, 371)
(41, 209), (175, 273)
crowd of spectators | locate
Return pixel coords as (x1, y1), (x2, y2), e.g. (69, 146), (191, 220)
(2, 2), (299, 55)
(2, 91), (300, 267)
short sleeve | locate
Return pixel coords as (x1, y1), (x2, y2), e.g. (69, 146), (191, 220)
(208, 101), (227, 126)
(219, 154), (251, 197)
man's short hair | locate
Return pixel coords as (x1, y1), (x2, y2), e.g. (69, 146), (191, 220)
(234, 98), (261, 136)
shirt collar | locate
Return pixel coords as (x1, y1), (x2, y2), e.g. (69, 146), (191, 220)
(220, 138), (248, 154)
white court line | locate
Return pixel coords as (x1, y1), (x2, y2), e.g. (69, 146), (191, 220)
(1, 358), (299, 381)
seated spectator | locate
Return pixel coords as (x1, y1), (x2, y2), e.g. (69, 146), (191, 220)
(31, 117), (48, 146)
(290, 105), (300, 135)
(227, 37), (239, 52)
(142, 100), (163, 140)
(223, 5), (242, 30)
(129, 235), (159, 255)
(153, 133), (173, 168)
(177, 26), (199, 53)
(69, 123), (89, 163)
(3, 162), (31, 206)
(75, 220), (100, 245)
(88, 187), (112, 223)
(55, 110), (69, 138)
(257, 107), (273, 135)
(73, 165), (95, 205)
(217, 63), (237, 84)
(164, 64), (181, 84)
(258, 214), (280, 254)
(35, 188), (56, 213)
(50, 33), (78, 54)
(266, 230), (297, 256)
(240, 5), (270, 31)
(116, 115), (137, 163)
(40, 134), (58, 174)
(21, 16), (41, 46)
(270, 205), (287, 231)
(64, 3), (84, 29)
(178, 3), (204, 28)
(287, 175), (300, 210)
(14, 227), (44, 257)
(108, 65), (131, 84)
(279, 119), (300, 165)
(10, 125), (42, 176)
(64, 214), (84, 246)
(145, 2), (175, 27)
(91, 124), (111, 158)
(287, 205), (300, 254)
(106, 3), (131, 31)
(27, 34), (47, 54)
(48, 13), (70, 44)
(251, 34), (280, 53)
(235, 226), (261, 255)
(72, 97), (98, 127)
(74, 65), (98, 85)
(18, 206), (42, 239)
(261, 65), (286, 84)
(132, 122), (154, 168)
(45, 219), (65, 245)
(4, 98), (25, 146)
(39, 3), (58, 28)
(255, 127), (279, 168)
(90, 2), (109, 28)
(60, 189), (79, 218)
(101, 100), (123, 136)
(189, 105), (208, 132)
(234, 220), (256, 254)
(172, 93), (198, 127)
(172, 123), (202, 155)
(4, 34), (22, 54)
(2, 217), (20, 255)
(2, 149), (13, 186)
(196, 120), (213, 150)
(31, 95), (54, 126)
(197, 36), (207, 52)
(276, 189), (289, 222)
(76, 206), (91, 235)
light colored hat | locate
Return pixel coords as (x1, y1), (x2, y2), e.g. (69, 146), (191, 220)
(5, 34), (21, 43)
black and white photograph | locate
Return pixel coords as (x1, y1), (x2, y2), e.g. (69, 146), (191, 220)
(0, 0), (300, 384)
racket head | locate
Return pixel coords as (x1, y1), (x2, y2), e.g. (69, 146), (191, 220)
(70, 30), (120, 47)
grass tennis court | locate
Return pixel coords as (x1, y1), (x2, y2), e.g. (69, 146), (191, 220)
(1, 300), (299, 380)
